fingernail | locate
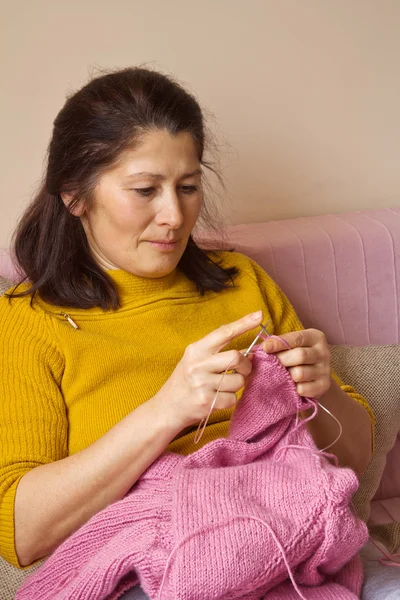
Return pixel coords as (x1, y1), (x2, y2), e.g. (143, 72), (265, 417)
(251, 310), (263, 320)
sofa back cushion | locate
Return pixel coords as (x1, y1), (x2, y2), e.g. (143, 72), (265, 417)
(0, 276), (12, 296)
(330, 343), (400, 552)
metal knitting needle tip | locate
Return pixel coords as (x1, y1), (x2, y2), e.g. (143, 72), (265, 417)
(259, 320), (271, 338)
(243, 320), (271, 357)
(243, 331), (263, 357)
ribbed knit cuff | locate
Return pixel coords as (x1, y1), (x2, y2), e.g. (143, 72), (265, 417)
(0, 478), (23, 567)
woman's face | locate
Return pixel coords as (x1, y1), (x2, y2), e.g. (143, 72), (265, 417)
(78, 129), (203, 277)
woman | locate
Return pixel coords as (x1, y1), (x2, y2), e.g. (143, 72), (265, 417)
(0, 68), (373, 599)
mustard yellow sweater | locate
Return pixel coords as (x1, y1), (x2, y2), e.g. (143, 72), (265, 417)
(0, 251), (373, 566)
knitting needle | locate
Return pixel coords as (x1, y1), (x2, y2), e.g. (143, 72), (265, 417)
(242, 320), (271, 357)
(232, 321), (271, 373)
(259, 321), (271, 339)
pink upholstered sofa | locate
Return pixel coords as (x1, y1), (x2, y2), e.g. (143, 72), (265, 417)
(1, 206), (400, 596)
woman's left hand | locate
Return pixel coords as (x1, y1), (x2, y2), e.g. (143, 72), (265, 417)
(261, 329), (332, 399)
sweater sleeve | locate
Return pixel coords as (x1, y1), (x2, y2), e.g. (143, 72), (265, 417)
(246, 258), (375, 432)
(0, 296), (67, 567)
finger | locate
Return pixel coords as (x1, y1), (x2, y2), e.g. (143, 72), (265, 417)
(204, 350), (253, 377)
(197, 311), (264, 355)
(288, 365), (323, 383)
(239, 349), (254, 363)
(262, 329), (322, 354)
(273, 347), (319, 368)
(208, 372), (246, 393)
(295, 380), (327, 399)
(213, 391), (238, 411)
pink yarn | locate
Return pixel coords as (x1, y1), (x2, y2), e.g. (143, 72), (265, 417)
(16, 347), (368, 600)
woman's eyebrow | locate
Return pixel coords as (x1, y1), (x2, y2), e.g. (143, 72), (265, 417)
(123, 169), (202, 181)
(181, 169), (202, 178)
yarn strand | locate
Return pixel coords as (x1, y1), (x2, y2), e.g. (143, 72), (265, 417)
(368, 536), (400, 568)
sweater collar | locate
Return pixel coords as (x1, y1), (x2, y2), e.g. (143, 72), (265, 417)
(32, 266), (199, 319)
(107, 268), (180, 297)
(104, 267), (198, 310)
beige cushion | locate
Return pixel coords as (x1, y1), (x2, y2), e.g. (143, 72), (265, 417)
(0, 276), (13, 296)
(369, 521), (400, 555)
(0, 562), (41, 600)
(331, 343), (400, 552)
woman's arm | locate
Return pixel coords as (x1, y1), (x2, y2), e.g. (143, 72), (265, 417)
(14, 395), (180, 567)
(262, 329), (373, 475)
(306, 377), (372, 474)
(13, 311), (260, 567)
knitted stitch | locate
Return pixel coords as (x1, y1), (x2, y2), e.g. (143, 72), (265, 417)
(16, 347), (368, 600)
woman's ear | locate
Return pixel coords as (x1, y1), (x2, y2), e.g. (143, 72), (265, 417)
(60, 193), (85, 217)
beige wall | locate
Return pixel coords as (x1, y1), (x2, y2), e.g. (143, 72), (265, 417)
(1, 0), (400, 246)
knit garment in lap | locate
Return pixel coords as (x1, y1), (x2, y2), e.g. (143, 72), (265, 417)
(16, 348), (368, 600)
(0, 251), (373, 567)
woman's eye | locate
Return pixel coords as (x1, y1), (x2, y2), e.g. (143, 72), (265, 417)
(131, 185), (198, 197)
(180, 185), (198, 194)
(133, 187), (155, 197)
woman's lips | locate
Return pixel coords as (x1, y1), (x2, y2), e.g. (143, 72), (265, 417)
(147, 240), (179, 250)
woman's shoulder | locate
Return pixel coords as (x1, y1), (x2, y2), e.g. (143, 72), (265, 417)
(1, 281), (33, 308)
(0, 282), (54, 337)
(0, 287), (66, 378)
(0, 281), (28, 312)
(207, 249), (273, 285)
(207, 249), (262, 272)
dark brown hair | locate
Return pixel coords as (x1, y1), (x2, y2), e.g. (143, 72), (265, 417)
(9, 67), (238, 309)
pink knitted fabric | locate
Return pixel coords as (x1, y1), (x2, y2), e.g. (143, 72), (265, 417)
(16, 347), (368, 600)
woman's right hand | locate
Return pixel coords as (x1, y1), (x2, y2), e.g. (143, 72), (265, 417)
(153, 310), (264, 431)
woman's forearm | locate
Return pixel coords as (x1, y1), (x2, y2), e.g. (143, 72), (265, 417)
(14, 395), (181, 567)
(305, 378), (372, 475)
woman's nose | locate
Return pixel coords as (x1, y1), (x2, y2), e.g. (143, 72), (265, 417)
(155, 193), (184, 229)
